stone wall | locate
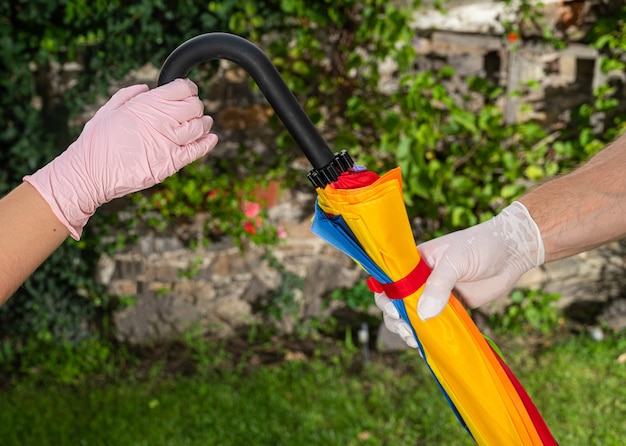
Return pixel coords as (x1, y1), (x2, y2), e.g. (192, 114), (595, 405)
(99, 189), (365, 344)
(410, 1), (609, 127)
(101, 213), (626, 345)
(514, 241), (626, 331)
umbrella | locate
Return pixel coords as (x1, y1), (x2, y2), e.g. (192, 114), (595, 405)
(158, 32), (558, 445)
(312, 162), (558, 445)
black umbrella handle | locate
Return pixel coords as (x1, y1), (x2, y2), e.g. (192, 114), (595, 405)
(158, 32), (352, 186)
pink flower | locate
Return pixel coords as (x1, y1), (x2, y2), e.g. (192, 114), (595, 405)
(277, 226), (287, 239)
(242, 201), (261, 218)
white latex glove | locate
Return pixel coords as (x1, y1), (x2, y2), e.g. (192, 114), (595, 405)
(24, 78), (218, 240)
(374, 292), (419, 349)
(375, 201), (544, 344)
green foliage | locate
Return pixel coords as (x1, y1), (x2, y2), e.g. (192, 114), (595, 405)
(132, 161), (281, 249)
(221, 0), (420, 155)
(182, 326), (232, 377)
(382, 2), (626, 236)
(501, 0), (567, 49)
(331, 279), (373, 311)
(489, 288), (562, 336)
(576, 6), (626, 147)
(514, 3), (626, 144)
(260, 251), (304, 322)
(379, 69), (551, 230)
(0, 336), (133, 385)
(0, 1), (233, 191)
(587, 5), (626, 73)
(0, 242), (104, 346)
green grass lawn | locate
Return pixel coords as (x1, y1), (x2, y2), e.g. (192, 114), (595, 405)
(511, 333), (626, 445)
(2, 332), (626, 445)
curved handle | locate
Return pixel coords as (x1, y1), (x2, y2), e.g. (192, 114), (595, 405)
(158, 32), (341, 175)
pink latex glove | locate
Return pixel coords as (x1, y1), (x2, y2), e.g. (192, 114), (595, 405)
(24, 78), (218, 240)
(375, 202), (545, 345)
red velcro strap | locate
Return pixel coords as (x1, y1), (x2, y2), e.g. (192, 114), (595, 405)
(366, 258), (431, 300)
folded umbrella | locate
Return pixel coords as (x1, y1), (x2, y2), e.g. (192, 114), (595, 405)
(313, 165), (558, 446)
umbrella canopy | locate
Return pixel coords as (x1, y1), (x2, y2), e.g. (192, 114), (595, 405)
(312, 166), (558, 446)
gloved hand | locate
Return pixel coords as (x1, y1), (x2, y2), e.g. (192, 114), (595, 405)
(374, 292), (419, 349)
(24, 78), (218, 240)
(375, 201), (544, 344)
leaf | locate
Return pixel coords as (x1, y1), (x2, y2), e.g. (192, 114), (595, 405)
(501, 151), (519, 171)
(406, 176), (430, 200)
(450, 112), (478, 134)
(525, 165), (544, 181)
(450, 175), (473, 192)
(395, 137), (413, 160)
(148, 399), (160, 409)
(292, 60), (310, 76)
(594, 33), (614, 50)
(500, 184), (520, 199)
(450, 206), (473, 227)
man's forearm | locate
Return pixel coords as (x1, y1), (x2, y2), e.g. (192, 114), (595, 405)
(0, 182), (69, 305)
(519, 132), (626, 262)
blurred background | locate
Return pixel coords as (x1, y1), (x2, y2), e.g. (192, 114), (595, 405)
(2, 1), (626, 444)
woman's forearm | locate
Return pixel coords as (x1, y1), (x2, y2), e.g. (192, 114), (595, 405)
(519, 132), (626, 262)
(0, 183), (69, 304)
